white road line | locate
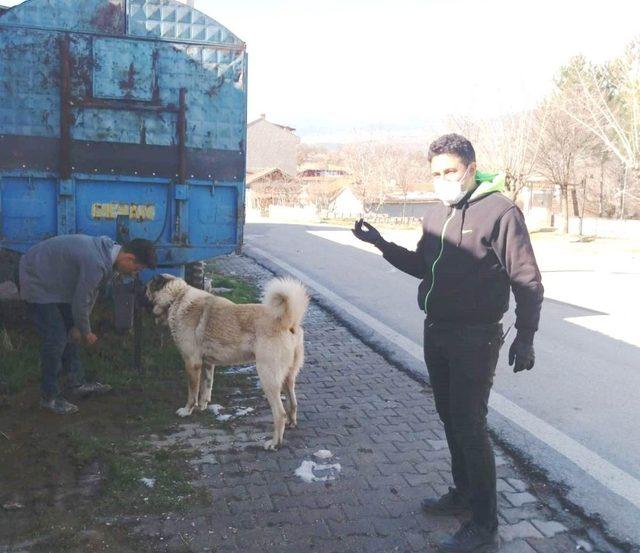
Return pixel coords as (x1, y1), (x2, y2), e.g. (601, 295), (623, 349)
(247, 245), (640, 511)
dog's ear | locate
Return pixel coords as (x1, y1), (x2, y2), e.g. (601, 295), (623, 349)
(148, 274), (170, 293)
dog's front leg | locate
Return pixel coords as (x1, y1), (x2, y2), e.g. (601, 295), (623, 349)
(176, 361), (202, 417)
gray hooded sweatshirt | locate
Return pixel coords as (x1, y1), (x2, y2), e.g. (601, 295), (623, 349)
(19, 234), (115, 335)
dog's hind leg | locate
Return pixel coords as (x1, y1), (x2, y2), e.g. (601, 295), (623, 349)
(177, 360), (202, 418)
(197, 363), (215, 411)
(283, 375), (297, 428)
(259, 365), (287, 451)
(284, 335), (304, 428)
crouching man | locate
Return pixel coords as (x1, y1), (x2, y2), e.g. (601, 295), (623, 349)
(19, 234), (156, 414)
(353, 134), (544, 552)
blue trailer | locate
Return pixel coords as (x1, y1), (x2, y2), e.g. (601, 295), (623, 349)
(0, 0), (247, 285)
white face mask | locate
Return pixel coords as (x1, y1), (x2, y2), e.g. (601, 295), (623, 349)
(434, 166), (469, 206)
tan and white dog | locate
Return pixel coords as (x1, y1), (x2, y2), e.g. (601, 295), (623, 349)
(146, 274), (308, 450)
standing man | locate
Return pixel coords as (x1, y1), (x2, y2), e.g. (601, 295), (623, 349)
(19, 234), (157, 415)
(353, 134), (543, 552)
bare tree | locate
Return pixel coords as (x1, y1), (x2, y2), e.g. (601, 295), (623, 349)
(340, 142), (386, 208)
(448, 110), (545, 201)
(388, 150), (431, 222)
(557, 45), (640, 218)
(339, 142), (432, 216)
(251, 178), (302, 211)
(535, 96), (597, 232)
(297, 143), (334, 167)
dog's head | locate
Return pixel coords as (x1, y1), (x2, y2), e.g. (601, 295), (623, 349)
(145, 273), (186, 317)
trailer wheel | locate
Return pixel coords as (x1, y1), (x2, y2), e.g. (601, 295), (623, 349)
(185, 261), (206, 289)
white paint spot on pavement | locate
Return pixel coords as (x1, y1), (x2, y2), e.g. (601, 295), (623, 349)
(208, 404), (254, 421)
(313, 449), (333, 460)
(225, 365), (256, 375)
(208, 404), (224, 415)
(295, 460), (342, 483)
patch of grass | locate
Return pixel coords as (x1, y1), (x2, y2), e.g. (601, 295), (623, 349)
(0, 302), (40, 393)
(1, 337), (40, 393)
(206, 266), (259, 304)
(66, 430), (113, 465)
(100, 446), (205, 514)
(65, 423), (207, 514)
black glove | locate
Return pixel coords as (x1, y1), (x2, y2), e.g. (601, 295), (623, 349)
(352, 219), (385, 247)
(508, 331), (535, 373)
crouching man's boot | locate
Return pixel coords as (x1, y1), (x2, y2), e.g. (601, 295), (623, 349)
(40, 396), (79, 415)
(438, 520), (499, 552)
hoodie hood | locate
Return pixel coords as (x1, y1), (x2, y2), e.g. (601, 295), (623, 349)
(452, 172), (506, 247)
(469, 172), (506, 202)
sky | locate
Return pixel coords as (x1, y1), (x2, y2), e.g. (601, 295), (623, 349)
(3, 0), (640, 142)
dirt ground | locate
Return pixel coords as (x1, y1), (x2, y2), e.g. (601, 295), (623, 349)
(0, 266), (258, 552)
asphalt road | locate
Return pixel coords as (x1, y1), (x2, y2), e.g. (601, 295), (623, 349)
(244, 221), (640, 546)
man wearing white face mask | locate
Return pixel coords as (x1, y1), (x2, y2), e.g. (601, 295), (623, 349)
(352, 134), (543, 552)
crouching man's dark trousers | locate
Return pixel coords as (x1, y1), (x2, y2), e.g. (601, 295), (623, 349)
(27, 302), (83, 400)
(423, 320), (503, 531)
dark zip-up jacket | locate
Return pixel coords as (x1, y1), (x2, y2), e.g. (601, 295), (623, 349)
(378, 180), (544, 342)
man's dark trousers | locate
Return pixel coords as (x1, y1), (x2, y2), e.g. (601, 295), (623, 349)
(423, 320), (503, 531)
(27, 303), (82, 400)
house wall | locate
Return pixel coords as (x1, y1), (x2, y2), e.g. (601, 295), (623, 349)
(328, 190), (363, 218)
(247, 118), (299, 176)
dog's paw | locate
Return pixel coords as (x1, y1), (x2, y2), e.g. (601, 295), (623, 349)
(176, 407), (193, 417)
(287, 419), (298, 428)
(263, 439), (280, 451)
(195, 402), (208, 412)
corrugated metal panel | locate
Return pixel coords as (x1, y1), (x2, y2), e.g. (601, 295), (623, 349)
(127, 0), (243, 47)
(0, 0), (125, 35)
(0, 0), (243, 47)
(0, 29), (246, 153)
(93, 37), (156, 100)
(0, 27), (60, 140)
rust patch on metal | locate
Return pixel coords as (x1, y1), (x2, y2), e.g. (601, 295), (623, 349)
(90, 1), (125, 35)
(177, 87), (187, 183)
(205, 77), (224, 97)
(151, 49), (160, 102)
(118, 63), (137, 97)
(59, 34), (72, 180)
(139, 119), (146, 145)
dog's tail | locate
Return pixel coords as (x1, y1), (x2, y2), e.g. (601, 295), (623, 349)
(263, 277), (309, 331)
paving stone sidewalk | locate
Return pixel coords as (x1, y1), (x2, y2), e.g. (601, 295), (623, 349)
(132, 254), (620, 553)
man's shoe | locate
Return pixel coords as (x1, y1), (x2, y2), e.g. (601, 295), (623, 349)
(438, 521), (499, 552)
(422, 487), (471, 516)
(40, 397), (79, 415)
(68, 382), (112, 397)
